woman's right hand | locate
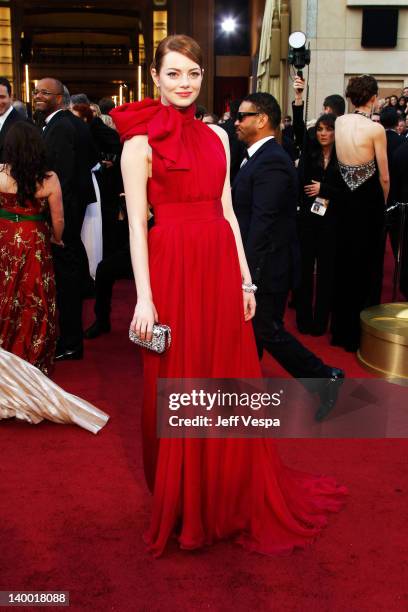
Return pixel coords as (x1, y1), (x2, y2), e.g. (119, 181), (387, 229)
(130, 298), (158, 342)
(50, 234), (64, 247)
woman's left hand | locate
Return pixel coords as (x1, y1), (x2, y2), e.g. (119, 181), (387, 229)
(243, 291), (256, 321)
(304, 180), (320, 197)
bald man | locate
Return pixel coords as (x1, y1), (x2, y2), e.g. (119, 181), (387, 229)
(34, 78), (84, 360)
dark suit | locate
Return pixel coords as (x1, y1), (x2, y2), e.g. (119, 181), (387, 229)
(42, 110), (84, 351)
(232, 137), (328, 383)
(0, 107), (25, 162)
(65, 112), (99, 214)
(388, 139), (408, 298)
(89, 117), (123, 257)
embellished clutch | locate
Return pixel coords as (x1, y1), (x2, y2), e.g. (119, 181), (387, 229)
(129, 324), (172, 354)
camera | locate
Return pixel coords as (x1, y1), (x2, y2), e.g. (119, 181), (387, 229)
(288, 31), (311, 77)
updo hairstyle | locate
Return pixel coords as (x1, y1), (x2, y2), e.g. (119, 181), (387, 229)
(152, 34), (203, 73)
(345, 75), (378, 107)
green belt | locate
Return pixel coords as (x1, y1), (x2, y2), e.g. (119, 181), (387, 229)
(0, 208), (46, 222)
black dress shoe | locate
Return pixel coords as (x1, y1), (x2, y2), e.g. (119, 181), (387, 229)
(296, 320), (313, 334)
(55, 347), (83, 361)
(315, 368), (345, 422)
(84, 320), (111, 340)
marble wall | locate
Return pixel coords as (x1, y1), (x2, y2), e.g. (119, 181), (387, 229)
(290, 0), (408, 118)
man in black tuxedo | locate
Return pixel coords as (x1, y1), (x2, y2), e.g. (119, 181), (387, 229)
(232, 92), (344, 420)
(0, 77), (25, 162)
(388, 138), (408, 299)
(33, 77), (85, 360)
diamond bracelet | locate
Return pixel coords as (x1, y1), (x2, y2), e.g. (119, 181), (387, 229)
(242, 282), (258, 293)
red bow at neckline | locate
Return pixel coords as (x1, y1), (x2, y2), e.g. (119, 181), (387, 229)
(110, 98), (196, 171)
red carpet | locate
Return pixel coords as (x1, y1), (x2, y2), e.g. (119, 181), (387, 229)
(1, 242), (408, 611)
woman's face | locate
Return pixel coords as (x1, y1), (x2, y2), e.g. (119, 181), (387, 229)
(152, 51), (203, 108)
(390, 96), (398, 106)
(399, 97), (406, 107)
(316, 123), (335, 147)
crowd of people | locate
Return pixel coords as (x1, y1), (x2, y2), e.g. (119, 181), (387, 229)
(0, 76), (126, 370)
(2, 31), (408, 559)
(1, 68), (407, 375)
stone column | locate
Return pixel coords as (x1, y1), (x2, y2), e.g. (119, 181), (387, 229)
(10, 0), (23, 99)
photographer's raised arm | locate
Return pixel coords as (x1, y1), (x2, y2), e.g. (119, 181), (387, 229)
(292, 76), (307, 152)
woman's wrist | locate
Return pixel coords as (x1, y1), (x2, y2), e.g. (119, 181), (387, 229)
(242, 281), (257, 294)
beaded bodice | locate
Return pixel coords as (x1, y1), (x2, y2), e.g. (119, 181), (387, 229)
(338, 159), (376, 191)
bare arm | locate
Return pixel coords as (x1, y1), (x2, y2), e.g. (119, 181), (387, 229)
(209, 124), (255, 321)
(45, 173), (64, 244)
(121, 136), (158, 341)
(373, 125), (390, 202)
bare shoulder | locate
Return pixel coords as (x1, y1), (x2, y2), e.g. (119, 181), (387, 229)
(122, 134), (149, 154)
(37, 171), (59, 197)
(371, 121), (385, 136)
(208, 124), (230, 151)
(44, 170), (58, 183)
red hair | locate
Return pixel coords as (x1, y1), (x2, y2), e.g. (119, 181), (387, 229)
(152, 34), (203, 73)
(72, 103), (93, 124)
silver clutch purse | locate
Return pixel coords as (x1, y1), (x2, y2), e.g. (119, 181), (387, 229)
(129, 323), (172, 354)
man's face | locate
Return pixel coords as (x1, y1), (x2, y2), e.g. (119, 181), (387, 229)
(0, 85), (12, 116)
(372, 114), (381, 123)
(33, 79), (62, 116)
(403, 88), (408, 97)
(397, 120), (406, 135)
(235, 101), (262, 146)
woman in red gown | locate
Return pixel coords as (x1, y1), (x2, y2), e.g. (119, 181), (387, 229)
(0, 122), (64, 374)
(112, 35), (347, 557)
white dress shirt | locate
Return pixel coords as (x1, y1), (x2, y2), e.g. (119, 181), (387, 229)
(240, 136), (275, 167)
(0, 106), (14, 131)
(44, 109), (63, 126)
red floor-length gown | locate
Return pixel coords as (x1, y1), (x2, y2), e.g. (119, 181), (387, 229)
(112, 99), (347, 557)
(0, 192), (56, 374)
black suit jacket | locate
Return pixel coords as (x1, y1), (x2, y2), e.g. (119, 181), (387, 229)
(232, 138), (300, 293)
(0, 107), (25, 162)
(386, 130), (404, 204)
(391, 139), (408, 202)
(64, 112), (99, 208)
(43, 110), (82, 239)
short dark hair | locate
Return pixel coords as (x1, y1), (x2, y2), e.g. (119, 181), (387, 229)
(346, 75), (378, 107)
(284, 115), (292, 121)
(0, 77), (12, 96)
(71, 93), (90, 105)
(323, 94), (345, 116)
(242, 92), (281, 129)
(98, 96), (115, 114)
(380, 108), (399, 129)
(229, 99), (242, 121)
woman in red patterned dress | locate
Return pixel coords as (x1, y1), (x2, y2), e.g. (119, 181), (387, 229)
(114, 35), (347, 557)
(0, 122), (64, 374)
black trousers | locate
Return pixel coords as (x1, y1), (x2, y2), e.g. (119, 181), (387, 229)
(52, 238), (84, 350)
(94, 243), (133, 323)
(296, 218), (337, 333)
(388, 206), (408, 299)
(253, 290), (329, 390)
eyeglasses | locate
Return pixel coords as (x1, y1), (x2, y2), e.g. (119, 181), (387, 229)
(32, 89), (61, 97)
(236, 112), (260, 122)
